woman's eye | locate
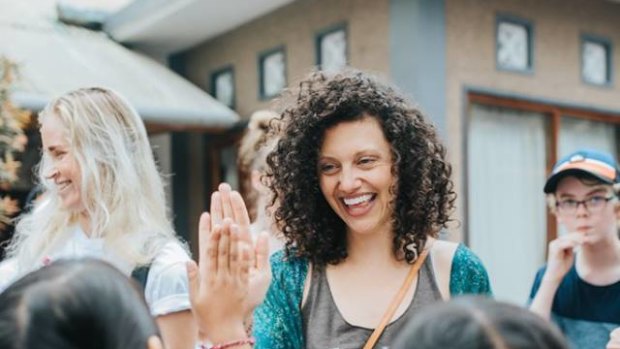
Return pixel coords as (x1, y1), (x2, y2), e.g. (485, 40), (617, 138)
(319, 163), (337, 174)
(358, 157), (376, 166)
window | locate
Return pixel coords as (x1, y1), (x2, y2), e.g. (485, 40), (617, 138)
(581, 35), (612, 86)
(316, 24), (347, 73)
(496, 15), (534, 73)
(467, 104), (547, 304)
(259, 47), (286, 99)
(466, 93), (620, 303)
(211, 67), (235, 108)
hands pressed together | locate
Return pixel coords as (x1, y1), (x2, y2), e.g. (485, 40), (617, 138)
(186, 183), (272, 347)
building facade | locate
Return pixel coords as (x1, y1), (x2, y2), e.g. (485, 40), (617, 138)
(173, 0), (620, 302)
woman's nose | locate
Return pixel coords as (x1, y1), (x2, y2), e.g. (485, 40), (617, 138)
(45, 167), (59, 180)
(339, 166), (361, 192)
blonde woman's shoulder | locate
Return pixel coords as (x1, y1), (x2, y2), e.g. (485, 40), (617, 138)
(153, 240), (191, 265)
(144, 240), (191, 316)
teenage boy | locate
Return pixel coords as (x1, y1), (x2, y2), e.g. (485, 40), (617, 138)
(529, 149), (620, 348)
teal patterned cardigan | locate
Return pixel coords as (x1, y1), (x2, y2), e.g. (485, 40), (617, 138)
(253, 244), (492, 349)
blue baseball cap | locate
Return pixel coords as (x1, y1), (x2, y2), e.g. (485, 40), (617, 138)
(544, 149), (620, 193)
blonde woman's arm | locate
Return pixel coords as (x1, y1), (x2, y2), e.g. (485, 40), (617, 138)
(157, 312), (197, 349)
(145, 242), (200, 349)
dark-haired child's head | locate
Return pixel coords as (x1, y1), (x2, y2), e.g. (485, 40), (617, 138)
(0, 259), (160, 349)
(393, 296), (568, 349)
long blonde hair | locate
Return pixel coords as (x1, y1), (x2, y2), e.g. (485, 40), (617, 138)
(7, 87), (179, 272)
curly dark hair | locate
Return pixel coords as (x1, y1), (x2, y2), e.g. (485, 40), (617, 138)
(266, 70), (456, 267)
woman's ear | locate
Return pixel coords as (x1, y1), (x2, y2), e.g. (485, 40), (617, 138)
(251, 169), (264, 191)
(147, 336), (164, 349)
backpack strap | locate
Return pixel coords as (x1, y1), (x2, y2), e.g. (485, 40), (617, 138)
(131, 263), (152, 291)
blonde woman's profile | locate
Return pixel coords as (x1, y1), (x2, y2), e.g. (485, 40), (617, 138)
(0, 87), (196, 349)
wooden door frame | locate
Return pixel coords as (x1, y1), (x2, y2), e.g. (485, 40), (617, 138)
(467, 92), (620, 244)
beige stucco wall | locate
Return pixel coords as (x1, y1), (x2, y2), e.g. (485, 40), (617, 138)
(446, 0), (620, 240)
(181, 0), (619, 243)
(183, 0), (390, 118)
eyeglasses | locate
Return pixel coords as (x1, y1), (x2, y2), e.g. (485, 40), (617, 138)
(556, 195), (615, 214)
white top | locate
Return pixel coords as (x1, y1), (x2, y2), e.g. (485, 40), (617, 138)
(0, 226), (191, 317)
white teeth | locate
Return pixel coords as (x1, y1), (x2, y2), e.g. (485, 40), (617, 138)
(343, 194), (373, 206)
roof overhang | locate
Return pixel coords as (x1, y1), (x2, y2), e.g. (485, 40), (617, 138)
(1, 0), (239, 133)
(104, 0), (296, 54)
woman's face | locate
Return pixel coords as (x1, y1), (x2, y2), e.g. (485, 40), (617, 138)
(318, 116), (395, 237)
(40, 114), (84, 212)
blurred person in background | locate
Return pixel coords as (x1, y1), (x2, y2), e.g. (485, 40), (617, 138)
(237, 110), (283, 254)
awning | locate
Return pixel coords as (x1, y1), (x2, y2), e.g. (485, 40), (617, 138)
(0, 0), (239, 132)
(104, 0), (296, 54)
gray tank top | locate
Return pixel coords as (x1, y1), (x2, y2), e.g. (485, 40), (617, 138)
(302, 255), (443, 349)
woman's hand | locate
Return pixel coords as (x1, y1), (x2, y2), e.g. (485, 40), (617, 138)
(187, 215), (250, 343)
(210, 183), (272, 317)
(187, 183), (272, 343)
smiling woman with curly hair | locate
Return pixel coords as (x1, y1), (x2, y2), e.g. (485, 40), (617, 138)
(251, 70), (491, 349)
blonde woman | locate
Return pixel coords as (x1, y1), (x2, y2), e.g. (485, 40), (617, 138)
(0, 87), (196, 349)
